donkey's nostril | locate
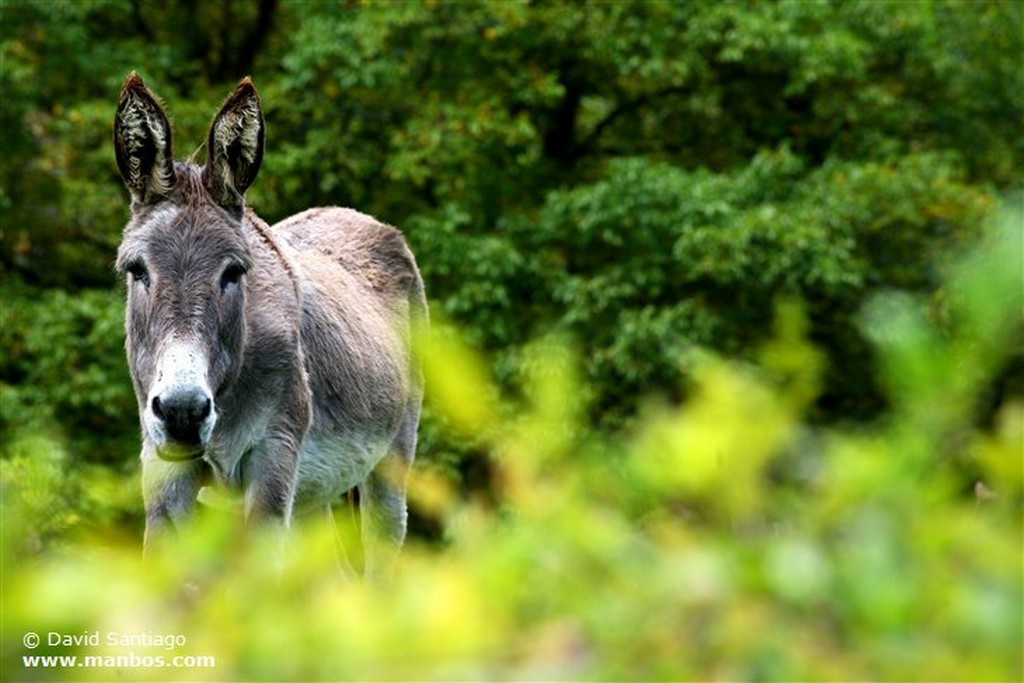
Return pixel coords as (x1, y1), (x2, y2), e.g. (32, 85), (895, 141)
(152, 389), (213, 445)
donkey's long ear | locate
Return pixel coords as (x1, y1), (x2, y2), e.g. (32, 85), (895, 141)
(203, 77), (264, 214)
(114, 72), (176, 204)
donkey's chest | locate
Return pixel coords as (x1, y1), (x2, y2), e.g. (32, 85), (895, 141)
(205, 364), (399, 499)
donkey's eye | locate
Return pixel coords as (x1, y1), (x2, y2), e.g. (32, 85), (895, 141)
(220, 263), (247, 292)
(126, 262), (150, 288)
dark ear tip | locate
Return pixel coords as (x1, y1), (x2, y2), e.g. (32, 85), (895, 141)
(121, 71), (146, 97)
(231, 76), (260, 101)
(118, 72), (163, 115)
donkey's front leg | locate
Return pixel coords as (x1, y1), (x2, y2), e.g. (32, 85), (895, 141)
(241, 432), (301, 527)
(240, 434), (300, 575)
(141, 445), (207, 556)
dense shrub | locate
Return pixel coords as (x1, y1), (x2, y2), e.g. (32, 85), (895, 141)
(0, 282), (136, 464)
(517, 150), (991, 423)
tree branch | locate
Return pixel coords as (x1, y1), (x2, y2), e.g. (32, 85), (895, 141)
(234, 0), (278, 77)
(130, 0), (155, 42)
(542, 61), (585, 169)
(576, 85), (690, 156)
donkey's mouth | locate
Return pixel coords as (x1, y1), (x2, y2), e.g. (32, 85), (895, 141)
(156, 442), (206, 462)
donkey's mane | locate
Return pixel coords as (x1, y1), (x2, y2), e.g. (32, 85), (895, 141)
(174, 162), (213, 210)
(247, 209), (301, 301)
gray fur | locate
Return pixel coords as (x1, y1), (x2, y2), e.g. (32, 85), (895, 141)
(113, 74), (426, 578)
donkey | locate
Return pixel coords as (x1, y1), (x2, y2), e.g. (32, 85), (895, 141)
(113, 73), (426, 578)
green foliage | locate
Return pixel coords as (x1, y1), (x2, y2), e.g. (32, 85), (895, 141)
(2, 207), (1020, 681)
(1, 5), (1022, 675)
(520, 150), (990, 422)
(0, 281), (136, 463)
(1, 433), (140, 555)
(3, 1), (1020, 442)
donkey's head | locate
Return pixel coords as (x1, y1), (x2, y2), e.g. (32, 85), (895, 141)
(113, 73), (264, 461)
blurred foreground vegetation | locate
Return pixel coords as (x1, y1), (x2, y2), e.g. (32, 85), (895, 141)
(1, 2), (1023, 680)
(3, 206), (1022, 680)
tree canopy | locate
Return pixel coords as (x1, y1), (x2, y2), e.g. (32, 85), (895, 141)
(3, 3), (1020, 450)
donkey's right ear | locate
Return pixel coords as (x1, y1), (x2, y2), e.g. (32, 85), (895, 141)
(203, 77), (264, 214)
(113, 72), (176, 204)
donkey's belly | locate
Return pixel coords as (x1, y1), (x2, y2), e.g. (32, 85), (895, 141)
(292, 433), (383, 510)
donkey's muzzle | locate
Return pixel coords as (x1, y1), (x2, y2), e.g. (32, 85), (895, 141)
(152, 388), (212, 450)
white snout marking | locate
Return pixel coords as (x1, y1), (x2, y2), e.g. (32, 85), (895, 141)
(144, 341), (217, 459)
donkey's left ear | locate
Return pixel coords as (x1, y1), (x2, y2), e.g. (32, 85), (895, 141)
(114, 72), (176, 205)
(203, 77), (264, 213)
